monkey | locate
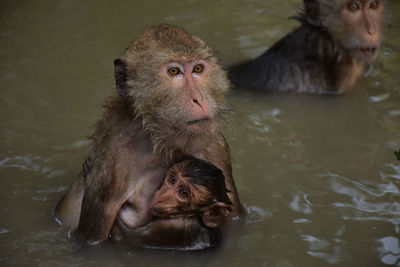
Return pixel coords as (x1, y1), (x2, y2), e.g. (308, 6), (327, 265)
(109, 157), (234, 249)
(151, 157), (233, 226)
(229, 0), (386, 94)
(113, 157), (233, 230)
(54, 24), (242, 247)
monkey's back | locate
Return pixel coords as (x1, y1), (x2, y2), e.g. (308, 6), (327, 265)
(229, 23), (343, 94)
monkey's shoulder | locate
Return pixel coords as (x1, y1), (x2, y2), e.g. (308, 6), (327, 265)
(230, 24), (339, 93)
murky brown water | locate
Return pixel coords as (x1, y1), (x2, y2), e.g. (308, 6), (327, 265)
(1, 0), (399, 266)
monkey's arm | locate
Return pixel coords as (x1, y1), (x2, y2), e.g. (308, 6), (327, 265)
(72, 192), (116, 244)
(72, 177), (132, 245)
(111, 217), (219, 249)
(53, 176), (85, 229)
(206, 136), (243, 217)
(72, 148), (136, 244)
(72, 146), (167, 244)
(220, 151), (244, 217)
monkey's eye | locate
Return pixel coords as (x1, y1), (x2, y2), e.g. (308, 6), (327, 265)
(178, 187), (189, 199)
(347, 2), (360, 11)
(192, 64), (204, 74)
(369, 1), (379, 9)
(168, 67), (181, 76)
(168, 176), (177, 185)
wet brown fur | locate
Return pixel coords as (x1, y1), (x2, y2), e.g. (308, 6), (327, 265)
(54, 24), (241, 246)
(230, 0), (386, 94)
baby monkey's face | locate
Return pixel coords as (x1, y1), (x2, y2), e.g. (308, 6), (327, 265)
(151, 161), (212, 218)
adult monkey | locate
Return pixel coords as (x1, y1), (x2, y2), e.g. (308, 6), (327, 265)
(55, 24), (242, 247)
(230, 0), (386, 94)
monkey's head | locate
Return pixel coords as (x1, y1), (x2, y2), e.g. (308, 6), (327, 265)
(151, 157), (233, 228)
(304, 0), (386, 62)
(114, 24), (230, 139)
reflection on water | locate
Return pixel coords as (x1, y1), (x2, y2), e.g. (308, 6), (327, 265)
(324, 172), (400, 222)
(243, 205), (273, 225)
(0, 154), (68, 178)
(302, 233), (344, 264)
(378, 236), (400, 265)
(0, 0), (400, 266)
(0, 155), (42, 171)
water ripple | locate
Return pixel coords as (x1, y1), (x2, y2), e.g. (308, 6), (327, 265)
(243, 205), (272, 225)
(378, 236), (400, 265)
(0, 154), (67, 178)
(369, 93), (391, 103)
(383, 164), (400, 180)
(302, 234), (345, 264)
(320, 173), (400, 223)
(0, 155), (41, 171)
(246, 108), (282, 135)
(0, 228), (9, 234)
(289, 194), (313, 215)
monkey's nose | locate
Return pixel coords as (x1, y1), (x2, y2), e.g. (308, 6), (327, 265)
(189, 96), (210, 120)
(192, 99), (203, 109)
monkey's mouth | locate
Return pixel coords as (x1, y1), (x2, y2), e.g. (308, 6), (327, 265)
(186, 118), (209, 126)
(359, 47), (378, 60)
(152, 210), (198, 219)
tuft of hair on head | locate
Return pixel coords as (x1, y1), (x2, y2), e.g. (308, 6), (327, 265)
(124, 24), (216, 69)
(175, 156), (232, 205)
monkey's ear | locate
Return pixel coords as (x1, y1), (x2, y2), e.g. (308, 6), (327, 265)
(114, 58), (129, 97)
(201, 202), (233, 228)
(304, 0), (321, 26)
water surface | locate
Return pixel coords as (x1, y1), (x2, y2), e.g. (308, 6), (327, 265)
(1, 0), (399, 266)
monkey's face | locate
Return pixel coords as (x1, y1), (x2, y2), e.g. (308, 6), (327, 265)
(132, 55), (229, 136)
(152, 158), (233, 228)
(121, 24), (230, 136)
(151, 165), (211, 218)
(157, 59), (216, 130)
(321, 0), (385, 62)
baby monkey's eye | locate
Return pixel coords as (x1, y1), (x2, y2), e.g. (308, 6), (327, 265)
(369, 1), (379, 10)
(168, 176), (177, 185)
(347, 2), (360, 12)
(178, 187), (189, 199)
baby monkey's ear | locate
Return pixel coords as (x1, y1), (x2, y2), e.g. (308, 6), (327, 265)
(201, 202), (233, 228)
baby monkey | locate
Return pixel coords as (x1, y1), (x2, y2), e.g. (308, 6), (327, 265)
(151, 157), (233, 228)
(117, 157), (233, 231)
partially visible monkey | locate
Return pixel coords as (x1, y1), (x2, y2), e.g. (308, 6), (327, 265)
(230, 0), (386, 94)
(151, 157), (233, 226)
(54, 24), (242, 246)
(110, 157), (233, 248)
